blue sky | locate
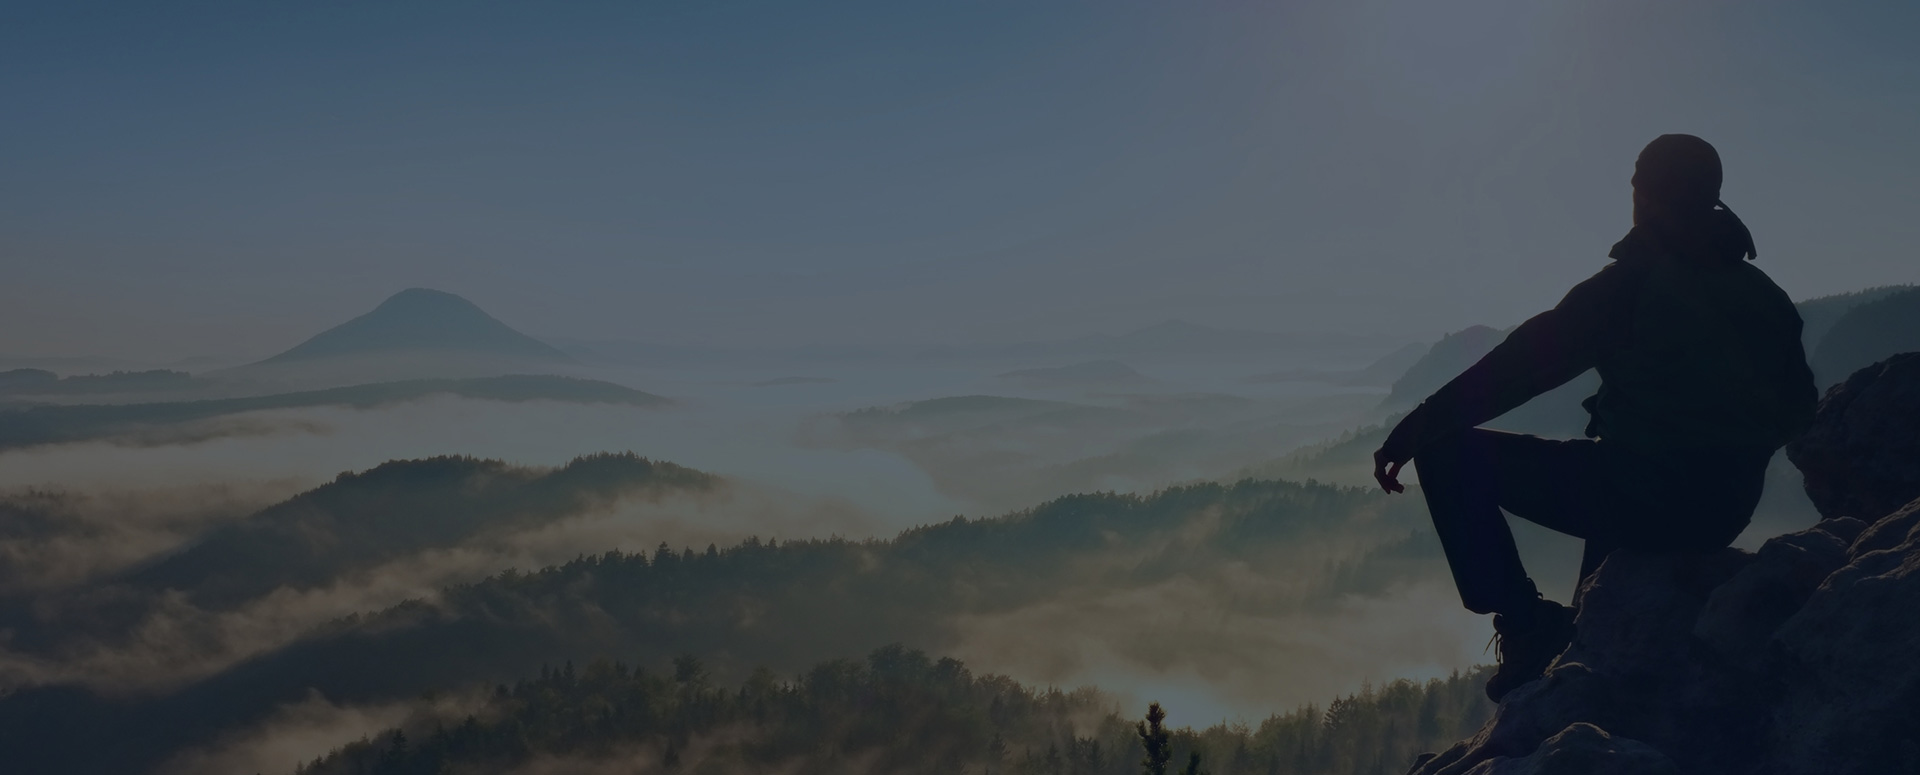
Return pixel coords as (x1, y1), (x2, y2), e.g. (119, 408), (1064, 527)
(4, 1), (1917, 358)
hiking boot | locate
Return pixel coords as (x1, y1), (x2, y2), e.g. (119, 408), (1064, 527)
(1484, 598), (1576, 702)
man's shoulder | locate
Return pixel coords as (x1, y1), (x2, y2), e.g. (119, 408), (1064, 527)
(1726, 260), (1791, 293)
(1689, 259), (1799, 311)
(1564, 257), (1653, 305)
(1728, 262), (1804, 322)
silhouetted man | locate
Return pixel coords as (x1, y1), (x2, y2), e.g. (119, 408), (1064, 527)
(1371, 134), (1817, 701)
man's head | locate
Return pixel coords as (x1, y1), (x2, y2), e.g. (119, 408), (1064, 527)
(1632, 133), (1723, 224)
(1628, 133), (1756, 261)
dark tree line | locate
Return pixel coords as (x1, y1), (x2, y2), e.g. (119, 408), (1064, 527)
(121, 451), (714, 608)
(301, 646), (1492, 775)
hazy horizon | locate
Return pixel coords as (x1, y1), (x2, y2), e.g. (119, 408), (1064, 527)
(7, 1), (1919, 361)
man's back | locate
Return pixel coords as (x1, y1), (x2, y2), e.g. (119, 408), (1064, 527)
(1588, 243), (1818, 455)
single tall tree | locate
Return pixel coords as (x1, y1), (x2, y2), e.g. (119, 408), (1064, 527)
(1137, 703), (1171, 775)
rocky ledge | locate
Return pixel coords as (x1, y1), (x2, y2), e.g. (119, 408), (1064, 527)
(1409, 353), (1920, 775)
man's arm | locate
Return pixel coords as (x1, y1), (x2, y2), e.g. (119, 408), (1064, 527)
(1372, 263), (1636, 492)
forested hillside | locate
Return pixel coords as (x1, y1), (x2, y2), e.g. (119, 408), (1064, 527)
(298, 645), (1495, 775)
(1792, 284), (1912, 355)
(0, 476), (1462, 773)
(0, 450), (720, 740)
(1808, 286), (1920, 388)
(121, 453), (712, 608)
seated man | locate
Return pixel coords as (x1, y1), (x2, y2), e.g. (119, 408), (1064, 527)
(1371, 134), (1818, 702)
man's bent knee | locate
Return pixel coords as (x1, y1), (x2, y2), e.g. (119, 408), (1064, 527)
(1411, 428), (1486, 482)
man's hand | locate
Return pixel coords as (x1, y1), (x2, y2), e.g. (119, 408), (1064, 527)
(1372, 447), (1407, 494)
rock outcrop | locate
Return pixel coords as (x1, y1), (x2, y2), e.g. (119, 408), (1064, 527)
(1786, 351), (1920, 522)
(1469, 723), (1682, 775)
(1411, 353), (1920, 775)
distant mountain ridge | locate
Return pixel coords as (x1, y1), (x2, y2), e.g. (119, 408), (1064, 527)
(550, 320), (1410, 368)
(1243, 341), (1431, 387)
(1808, 286), (1920, 389)
(259, 288), (570, 365)
(1793, 284), (1913, 354)
(0, 375), (666, 451)
(0, 368), (199, 397)
(996, 359), (1150, 388)
(1383, 325), (1508, 407)
(972, 319), (1407, 360)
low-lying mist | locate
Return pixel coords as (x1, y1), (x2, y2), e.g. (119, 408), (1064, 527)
(0, 349), (1824, 774)
(0, 459), (887, 696)
(0, 463), (1537, 774)
(0, 396), (969, 525)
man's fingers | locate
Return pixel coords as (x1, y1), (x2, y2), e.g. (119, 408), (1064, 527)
(1383, 460), (1405, 493)
(1371, 449), (1403, 494)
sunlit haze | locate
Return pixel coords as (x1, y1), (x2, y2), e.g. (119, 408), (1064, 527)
(5, 1), (1916, 360)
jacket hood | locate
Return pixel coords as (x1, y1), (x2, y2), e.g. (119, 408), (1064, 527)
(1610, 206), (1756, 266)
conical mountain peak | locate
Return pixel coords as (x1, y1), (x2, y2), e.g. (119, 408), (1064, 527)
(373, 287), (485, 313)
(258, 289), (570, 365)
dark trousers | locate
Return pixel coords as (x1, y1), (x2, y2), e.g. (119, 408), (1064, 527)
(1413, 428), (1767, 616)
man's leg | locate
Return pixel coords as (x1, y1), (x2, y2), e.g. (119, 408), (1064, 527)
(1501, 442), (1765, 591)
(1414, 428), (1611, 616)
(1413, 429), (1574, 617)
(1414, 428), (1615, 701)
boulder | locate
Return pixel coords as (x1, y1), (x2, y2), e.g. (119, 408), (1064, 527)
(1764, 514), (1920, 775)
(1408, 664), (1617, 775)
(1848, 496), (1920, 557)
(1411, 549), (1765, 775)
(1460, 723), (1682, 775)
(1693, 520), (1855, 671)
(1560, 548), (1750, 680)
(1558, 549), (1766, 775)
(1786, 352), (1920, 521)
(1810, 515), (1868, 546)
